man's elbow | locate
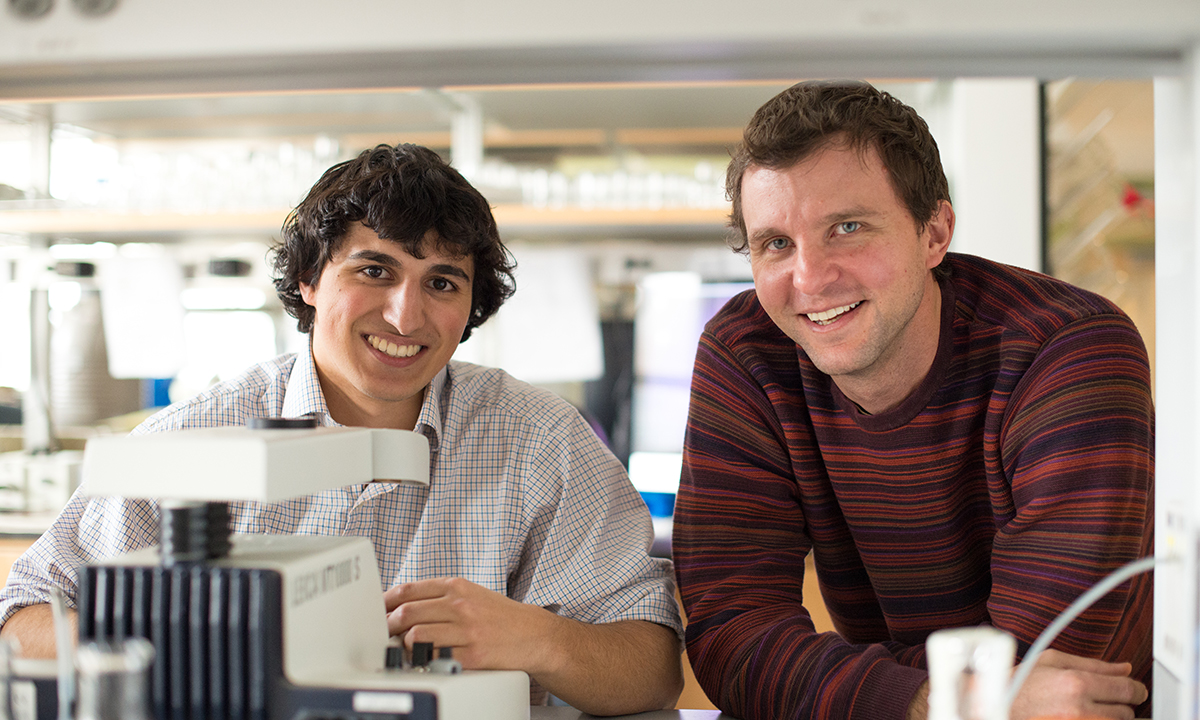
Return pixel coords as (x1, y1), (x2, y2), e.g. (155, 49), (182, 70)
(0, 603), (75, 659)
(572, 621), (684, 716)
(645, 625), (686, 711)
(658, 656), (686, 710)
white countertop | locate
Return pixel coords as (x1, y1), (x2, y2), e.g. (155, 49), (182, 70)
(532, 709), (733, 720)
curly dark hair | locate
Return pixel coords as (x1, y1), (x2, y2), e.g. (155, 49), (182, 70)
(726, 80), (952, 277)
(271, 143), (516, 341)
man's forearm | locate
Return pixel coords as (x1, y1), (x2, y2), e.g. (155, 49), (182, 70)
(534, 617), (682, 716)
(0, 603), (76, 659)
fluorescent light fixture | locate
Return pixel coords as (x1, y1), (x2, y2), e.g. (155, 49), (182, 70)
(49, 242), (116, 260)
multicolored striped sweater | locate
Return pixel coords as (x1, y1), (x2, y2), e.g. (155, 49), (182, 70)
(673, 253), (1154, 720)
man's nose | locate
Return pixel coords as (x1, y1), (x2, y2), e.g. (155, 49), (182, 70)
(791, 241), (838, 295)
(383, 282), (425, 335)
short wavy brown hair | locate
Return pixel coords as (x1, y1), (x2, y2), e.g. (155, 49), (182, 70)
(726, 81), (951, 262)
(272, 144), (515, 341)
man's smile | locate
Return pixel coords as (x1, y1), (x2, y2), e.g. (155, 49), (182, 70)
(806, 301), (862, 326)
(367, 334), (422, 358)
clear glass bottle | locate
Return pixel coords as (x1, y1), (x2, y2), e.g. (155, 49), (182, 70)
(74, 638), (154, 720)
(0, 636), (12, 720)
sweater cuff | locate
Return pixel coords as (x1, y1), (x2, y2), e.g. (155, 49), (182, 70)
(851, 661), (928, 720)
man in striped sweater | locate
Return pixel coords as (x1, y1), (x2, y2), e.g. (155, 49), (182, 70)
(673, 81), (1152, 720)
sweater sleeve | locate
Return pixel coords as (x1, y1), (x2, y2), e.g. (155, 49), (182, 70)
(673, 329), (926, 720)
(989, 314), (1154, 665)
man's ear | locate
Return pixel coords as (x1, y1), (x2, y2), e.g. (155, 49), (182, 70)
(924, 200), (955, 269)
(299, 280), (317, 307)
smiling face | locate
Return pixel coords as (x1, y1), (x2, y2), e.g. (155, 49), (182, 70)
(743, 141), (954, 413)
(299, 222), (474, 429)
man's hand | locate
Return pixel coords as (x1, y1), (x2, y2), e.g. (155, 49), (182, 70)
(1009, 649), (1147, 720)
(384, 577), (683, 715)
(384, 577), (554, 672)
(907, 649), (1146, 720)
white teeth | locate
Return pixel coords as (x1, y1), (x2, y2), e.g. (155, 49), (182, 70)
(368, 335), (421, 358)
(806, 302), (861, 325)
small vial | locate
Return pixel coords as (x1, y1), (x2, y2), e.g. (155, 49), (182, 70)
(74, 638), (154, 720)
(927, 627), (1016, 720)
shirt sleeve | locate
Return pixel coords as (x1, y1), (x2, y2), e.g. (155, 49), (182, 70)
(0, 490), (160, 626)
(673, 329), (927, 720)
(508, 407), (683, 641)
(0, 400), (202, 629)
(989, 314), (1154, 662)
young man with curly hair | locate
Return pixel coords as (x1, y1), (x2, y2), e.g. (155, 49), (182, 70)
(1, 144), (683, 715)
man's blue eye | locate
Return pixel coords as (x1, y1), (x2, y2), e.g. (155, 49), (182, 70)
(837, 222), (860, 234)
(768, 238), (789, 250)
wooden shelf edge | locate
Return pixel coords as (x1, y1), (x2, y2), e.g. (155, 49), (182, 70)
(0, 205), (732, 237)
(0, 209), (290, 236)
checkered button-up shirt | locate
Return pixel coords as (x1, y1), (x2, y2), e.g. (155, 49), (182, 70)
(0, 350), (681, 644)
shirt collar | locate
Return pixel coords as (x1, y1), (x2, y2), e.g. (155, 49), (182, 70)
(281, 342), (448, 451)
(281, 345), (335, 425)
(414, 365), (448, 453)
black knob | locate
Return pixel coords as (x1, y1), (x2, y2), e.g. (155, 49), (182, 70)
(159, 501), (231, 565)
(411, 642), (433, 667)
(246, 417), (318, 430)
(54, 261), (95, 278)
(9, 0), (53, 19)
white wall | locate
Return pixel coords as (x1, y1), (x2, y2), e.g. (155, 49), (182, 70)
(947, 78), (1043, 272)
(1153, 49), (1200, 719)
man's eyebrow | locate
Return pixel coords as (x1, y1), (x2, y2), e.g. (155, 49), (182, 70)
(824, 206), (879, 224)
(429, 263), (471, 282)
(347, 249), (401, 266)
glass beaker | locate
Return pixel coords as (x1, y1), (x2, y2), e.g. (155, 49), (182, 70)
(927, 627), (1016, 720)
